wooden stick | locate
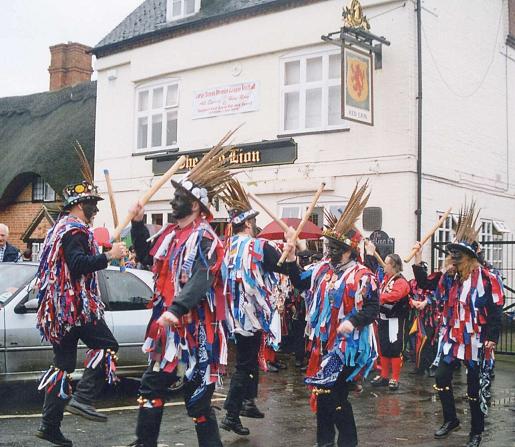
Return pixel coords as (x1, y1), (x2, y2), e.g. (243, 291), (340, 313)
(112, 155), (187, 241)
(104, 169), (125, 271)
(404, 207), (452, 263)
(248, 192), (290, 233)
(277, 182), (326, 266)
(374, 251), (387, 269)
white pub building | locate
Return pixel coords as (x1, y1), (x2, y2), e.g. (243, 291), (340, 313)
(91, 0), (515, 285)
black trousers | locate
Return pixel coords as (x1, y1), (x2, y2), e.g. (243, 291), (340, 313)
(224, 331), (261, 415)
(41, 319), (118, 427)
(435, 360), (484, 435)
(316, 368), (357, 447)
(290, 318), (307, 363)
(378, 317), (405, 357)
(418, 322), (437, 371)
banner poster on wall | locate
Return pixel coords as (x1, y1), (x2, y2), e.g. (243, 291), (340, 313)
(342, 45), (374, 125)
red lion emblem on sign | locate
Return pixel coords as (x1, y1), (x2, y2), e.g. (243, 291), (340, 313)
(350, 62), (365, 97)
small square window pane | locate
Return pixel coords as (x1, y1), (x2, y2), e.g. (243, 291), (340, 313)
(166, 111), (178, 146)
(329, 54), (340, 79)
(328, 85), (344, 125)
(284, 91), (299, 130)
(137, 117), (148, 149)
(151, 114), (163, 147)
(152, 87), (164, 109)
(305, 88), (322, 128)
(185, 0), (195, 14)
(172, 0), (181, 17)
(284, 61), (300, 85)
(166, 84), (178, 107)
(151, 213), (163, 226)
(138, 90), (149, 111)
(306, 57), (322, 82)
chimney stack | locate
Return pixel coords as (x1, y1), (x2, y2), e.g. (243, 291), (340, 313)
(48, 42), (93, 91)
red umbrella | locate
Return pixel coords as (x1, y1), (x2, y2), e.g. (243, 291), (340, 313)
(258, 217), (322, 241)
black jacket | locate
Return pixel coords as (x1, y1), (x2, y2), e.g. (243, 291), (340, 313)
(62, 231), (108, 281)
(1, 242), (20, 262)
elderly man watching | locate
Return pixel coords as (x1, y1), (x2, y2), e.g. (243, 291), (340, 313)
(0, 224), (20, 262)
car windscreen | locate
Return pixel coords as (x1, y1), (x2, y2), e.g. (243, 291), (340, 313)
(0, 264), (38, 304)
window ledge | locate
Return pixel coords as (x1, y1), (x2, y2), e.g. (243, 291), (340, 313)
(132, 148), (179, 157)
(277, 128), (350, 138)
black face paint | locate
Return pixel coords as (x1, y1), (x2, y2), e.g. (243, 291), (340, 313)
(449, 249), (463, 263)
(170, 189), (194, 220)
(327, 240), (346, 265)
(82, 201), (99, 223)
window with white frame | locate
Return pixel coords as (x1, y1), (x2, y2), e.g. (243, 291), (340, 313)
(32, 176), (56, 202)
(280, 47), (349, 133)
(434, 214), (455, 270)
(145, 212), (175, 227)
(166, 0), (200, 21)
(136, 80), (179, 152)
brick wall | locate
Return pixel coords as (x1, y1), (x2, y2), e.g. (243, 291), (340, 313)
(0, 183), (59, 250)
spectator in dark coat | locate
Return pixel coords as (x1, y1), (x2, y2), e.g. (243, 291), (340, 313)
(0, 224), (20, 262)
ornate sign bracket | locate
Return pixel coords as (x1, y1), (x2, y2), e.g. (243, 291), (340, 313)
(321, 1), (390, 69)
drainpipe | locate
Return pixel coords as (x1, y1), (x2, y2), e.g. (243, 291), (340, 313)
(416, 0), (423, 241)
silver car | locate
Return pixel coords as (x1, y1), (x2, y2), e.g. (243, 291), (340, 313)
(0, 262), (153, 383)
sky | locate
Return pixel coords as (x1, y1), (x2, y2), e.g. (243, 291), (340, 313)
(0, 0), (144, 98)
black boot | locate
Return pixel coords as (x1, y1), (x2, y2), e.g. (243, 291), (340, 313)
(132, 406), (164, 447)
(240, 399), (265, 418)
(36, 425), (73, 447)
(466, 433), (482, 447)
(434, 419), (460, 438)
(195, 408), (223, 447)
(37, 371), (72, 446)
(220, 413), (250, 436)
(316, 393), (336, 447)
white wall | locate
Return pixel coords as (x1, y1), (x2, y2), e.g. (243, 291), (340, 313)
(93, 0), (514, 274)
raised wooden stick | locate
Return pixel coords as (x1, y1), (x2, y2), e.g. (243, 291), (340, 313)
(112, 155), (187, 241)
(248, 192), (290, 233)
(104, 169), (125, 271)
(373, 250), (387, 269)
(277, 182), (326, 266)
(404, 207), (452, 263)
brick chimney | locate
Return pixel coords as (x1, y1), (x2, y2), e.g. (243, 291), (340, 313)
(48, 42), (93, 91)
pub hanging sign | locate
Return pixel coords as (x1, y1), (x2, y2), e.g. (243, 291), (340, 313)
(148, 138), (298, 175)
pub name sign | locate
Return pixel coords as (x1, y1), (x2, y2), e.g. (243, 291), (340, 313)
(148, 138), (298, 175)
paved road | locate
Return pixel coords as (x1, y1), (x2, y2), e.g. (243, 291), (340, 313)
(0, 355), (513, 447)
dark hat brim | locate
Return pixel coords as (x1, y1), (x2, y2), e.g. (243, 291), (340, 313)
(323, 234), (352, 250)
(170, 179), (212, 218)
(446, 242), (478, 259)
(63, 194), (103, 210)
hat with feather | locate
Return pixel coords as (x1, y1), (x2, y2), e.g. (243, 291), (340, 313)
(446, 201), (480, 258)
(219, 178), (259, 225)
(170, 129), (238, 218)
(62, 142), (103, 210)
(322, 181), (370, 251)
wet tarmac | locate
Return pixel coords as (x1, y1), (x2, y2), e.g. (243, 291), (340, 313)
(0, 355), (513, 447)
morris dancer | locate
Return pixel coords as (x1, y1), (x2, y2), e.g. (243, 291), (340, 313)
(365, 242), (410, 391)
(218, 179), (294, 436)
(35, 151), (126, 446)
(430, 203), (503, 447)
(286, 182), (379, 447)
(128, 139), (234, 447)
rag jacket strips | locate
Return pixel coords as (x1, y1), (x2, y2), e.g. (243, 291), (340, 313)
(36, 215), (104, 344)
(222, 235), (281, 346)
(304, 261), (379, 387)
(435, 265), (504, 365)
(142, 219), (227, 407)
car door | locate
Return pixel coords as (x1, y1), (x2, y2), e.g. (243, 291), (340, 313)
(4, 278), (54, 379)
(0, 299), (5, 376)
(101, 268), (152, 373)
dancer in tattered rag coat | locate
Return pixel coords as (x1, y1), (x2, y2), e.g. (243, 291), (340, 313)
(128, 133), (236, 447)
(35, 144), (127, 447)
(217, 179), (296, 436)
(286, 182), (379, 447)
